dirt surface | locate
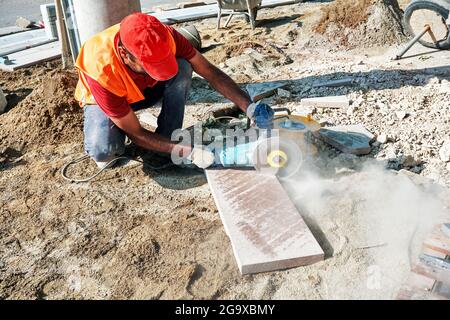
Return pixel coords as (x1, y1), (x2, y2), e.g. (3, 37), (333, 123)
(0, 65), (81, 152)
(1, 0), (449, 299)
(312, 0), (407, 48)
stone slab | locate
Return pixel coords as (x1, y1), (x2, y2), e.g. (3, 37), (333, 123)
(205, 168), (324, 275)
(424, 225), (450, 257)
(300, 95), (350, 108)
(412, 262), (450, 285)
(0, 41), (60, 72)
(0, 28), (51, 56)
(396, 272), (446, 300)
(318, 124), (375, 155)
(245, 81), (287, 102)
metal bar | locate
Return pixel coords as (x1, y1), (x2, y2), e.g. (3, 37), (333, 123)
(393, 25), (431, 60)
(55, 0), (71, 69)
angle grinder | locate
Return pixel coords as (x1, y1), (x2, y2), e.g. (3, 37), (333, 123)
(206, 108), (320, 180)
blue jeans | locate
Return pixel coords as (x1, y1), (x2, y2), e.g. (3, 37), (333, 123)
(83, 58), (193, 162)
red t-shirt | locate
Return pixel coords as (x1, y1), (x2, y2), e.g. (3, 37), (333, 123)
(85, 26), (196, 118)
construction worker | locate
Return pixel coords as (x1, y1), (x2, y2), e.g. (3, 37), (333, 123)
(75, 13), (274, 169)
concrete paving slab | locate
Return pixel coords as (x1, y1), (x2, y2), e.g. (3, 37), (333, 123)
(0, 28), (51, 56)
(396, 272), (443, 300)
(318, 124), (375, 155)
(424, 225), (450, 257)
(0, 41), (60, 71)
(205, 168), (324, 275)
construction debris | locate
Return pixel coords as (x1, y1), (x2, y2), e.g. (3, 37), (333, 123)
(15, 17), (38, 29)
(246, 81), (287, 102)
(419, 254), (450, 273)
(376, 133), (389, 144)
(317, 124), (375, 155)
(397, 223), (450, 300)
(439, 140), (450, 162)
(300, 95), (350, 109)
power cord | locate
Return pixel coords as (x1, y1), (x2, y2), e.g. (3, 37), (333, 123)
(60, 154), (175, 183)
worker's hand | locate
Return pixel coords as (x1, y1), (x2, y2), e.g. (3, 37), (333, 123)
(246, 102), (274, 129)
(187, 146), (215, 169)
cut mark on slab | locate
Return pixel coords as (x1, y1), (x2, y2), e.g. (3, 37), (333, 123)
(205, 168), (324, 275)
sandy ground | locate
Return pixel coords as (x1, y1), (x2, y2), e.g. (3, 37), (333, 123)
(1, 1), (449, 299)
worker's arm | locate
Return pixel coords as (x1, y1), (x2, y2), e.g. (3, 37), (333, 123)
(109, 109), (191, 157)
(189, 50), (252, 112)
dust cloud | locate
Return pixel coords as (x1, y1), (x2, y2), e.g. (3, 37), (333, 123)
(282, 159), (448, 295)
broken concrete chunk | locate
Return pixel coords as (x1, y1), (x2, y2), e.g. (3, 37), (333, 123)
(318, 124), (374, 155)
(300, 95), (350, 108)
(312, 78), (355, 88)
(439, 140), (450, 162)
(15, 17), (36, 29)
(277, 88), (291, 98)
(346, 105), (357, 116)
(136, 109), (159, 129)
(292, 105), (315, 117)
(377, 133), (389, 144)
(400, 154), (421, 167)
(246, 82), (287, 102)
(396, 110), (407, 120)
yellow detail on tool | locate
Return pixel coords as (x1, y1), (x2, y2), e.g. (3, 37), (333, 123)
(267, 150), (288, 168)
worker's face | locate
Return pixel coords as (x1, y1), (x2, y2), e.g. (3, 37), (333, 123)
(118, 45), (147, 75)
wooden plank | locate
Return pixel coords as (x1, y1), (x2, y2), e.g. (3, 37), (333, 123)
(205, 168), (324, 275)
(0, 42), (60, 72)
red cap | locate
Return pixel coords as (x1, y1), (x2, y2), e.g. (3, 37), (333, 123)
(119, 13), (178, 81)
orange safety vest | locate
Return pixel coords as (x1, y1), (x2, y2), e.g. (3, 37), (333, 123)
(74, 23), (176, 106)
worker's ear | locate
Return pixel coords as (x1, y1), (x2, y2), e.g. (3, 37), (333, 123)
(118, 45), (128, 60)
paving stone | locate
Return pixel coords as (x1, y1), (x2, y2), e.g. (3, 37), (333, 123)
(318, 124), (375, 155)
(205, 168), (324, 275)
